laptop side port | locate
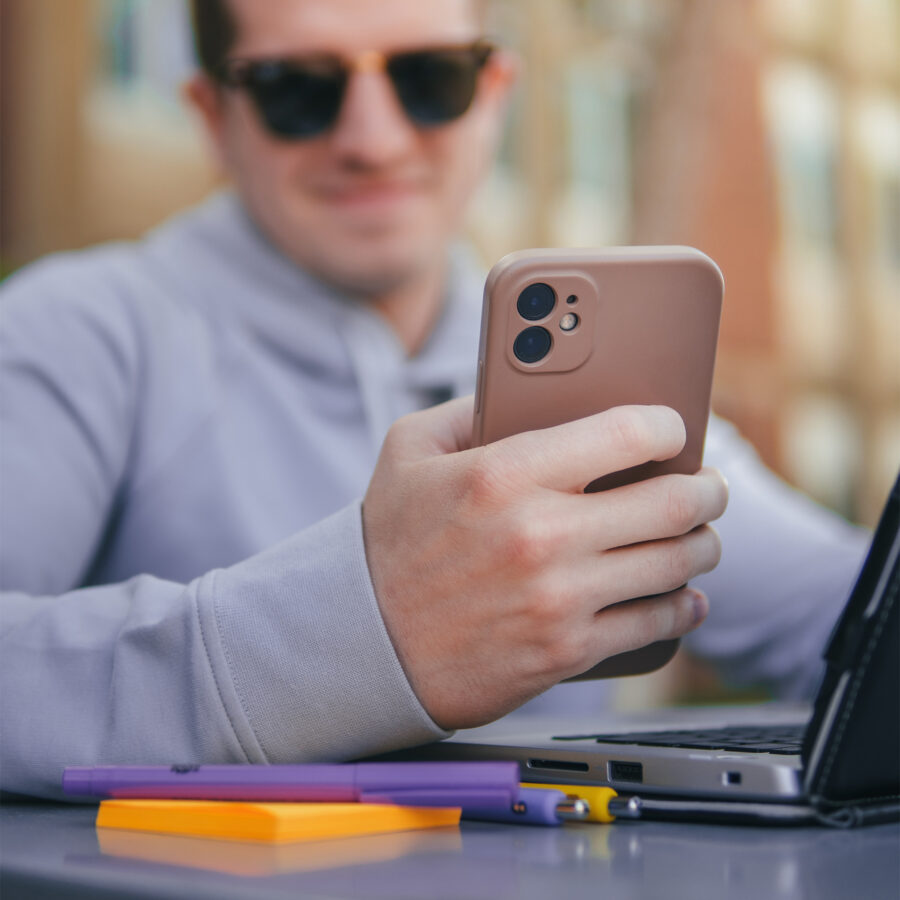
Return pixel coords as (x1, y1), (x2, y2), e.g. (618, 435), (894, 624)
(526, 758), (590, 773)
(608, 761), (643, 783)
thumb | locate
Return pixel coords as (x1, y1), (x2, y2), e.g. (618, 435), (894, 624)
(389, 395), (475, 461)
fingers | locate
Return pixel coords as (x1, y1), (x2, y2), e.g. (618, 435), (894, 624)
(490, 405), (686, 493)
(525, 583), (710, 683)
(580, 525), (723, 613)
(558, 468), (729, 552)
(587, 588), (709, 662)
(531, 524), (722, 622)
(385, 402), (686, 495)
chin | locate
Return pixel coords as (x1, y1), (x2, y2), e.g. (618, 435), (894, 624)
(301, 237), (442, 297)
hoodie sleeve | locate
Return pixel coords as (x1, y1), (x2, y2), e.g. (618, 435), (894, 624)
(0, 256), (448, 799)
(686, 416), (870, 699)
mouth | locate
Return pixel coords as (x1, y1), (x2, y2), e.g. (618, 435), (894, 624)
(314, 178), (429, 211)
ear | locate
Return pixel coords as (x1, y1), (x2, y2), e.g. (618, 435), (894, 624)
(479, 47), (520, 111)
(182, 73), (230, 172)
(470, 48), (519, 155)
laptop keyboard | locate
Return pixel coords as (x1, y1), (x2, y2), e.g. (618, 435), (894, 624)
(552, 723), (806, 755)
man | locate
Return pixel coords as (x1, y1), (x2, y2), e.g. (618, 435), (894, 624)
(0, 0), (865, 798)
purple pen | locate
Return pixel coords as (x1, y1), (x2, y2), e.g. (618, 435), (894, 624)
(462, 787), (588, 826)
(62, 762), (520, 810)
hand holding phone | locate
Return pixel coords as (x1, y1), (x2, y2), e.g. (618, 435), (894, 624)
(361, 247), (726, 729)
(364, 397), (725, 728)
(473, 246), (725, 678)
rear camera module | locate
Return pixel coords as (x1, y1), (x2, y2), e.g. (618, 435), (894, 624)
(514, 326), (552, 364)
(517, 283), (556, 321)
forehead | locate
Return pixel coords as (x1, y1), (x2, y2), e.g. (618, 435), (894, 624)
(226, 0), (481, 56)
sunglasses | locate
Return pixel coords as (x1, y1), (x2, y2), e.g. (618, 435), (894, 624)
(217, 41), (494, 140)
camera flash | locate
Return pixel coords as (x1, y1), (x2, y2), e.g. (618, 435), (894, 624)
(559, 313), (579, 332)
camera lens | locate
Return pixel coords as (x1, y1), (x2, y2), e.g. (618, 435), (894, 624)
(517, 283), (556, 321)
(513, 326), (552, 363)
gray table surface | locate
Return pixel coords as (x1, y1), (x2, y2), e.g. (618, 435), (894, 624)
(2, 799), (898, 900)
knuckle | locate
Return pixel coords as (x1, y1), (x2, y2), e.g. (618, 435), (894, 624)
(521, 577), (572, 626)
(462, 448), (503, 506)
(463, 445), (515, 509)
(535, 619), (588, 674)
(503, 518), (553, 571)
(603, 407), (650, 457)
(663, 478), (699, 535)
(552, 630), (590, 671)
(664, 538), (696, 585)
(649, 602), (685, 643)
(530, 582), (569, 625)
(631, 594), (688, 645)
(604, 598), (655, 653)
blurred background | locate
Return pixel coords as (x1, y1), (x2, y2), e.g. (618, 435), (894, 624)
(1, 0), (898, 704)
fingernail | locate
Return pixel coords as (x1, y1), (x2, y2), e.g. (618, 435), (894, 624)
(689, 589), (709, 625)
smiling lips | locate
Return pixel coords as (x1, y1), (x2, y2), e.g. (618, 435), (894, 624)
(315, 177), (430, 210)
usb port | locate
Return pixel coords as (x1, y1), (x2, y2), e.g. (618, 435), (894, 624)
(608, 761), (643, 783)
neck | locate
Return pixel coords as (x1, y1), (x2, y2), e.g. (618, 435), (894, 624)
(368, 261), (447, 356)
(234, 196), (447, 355)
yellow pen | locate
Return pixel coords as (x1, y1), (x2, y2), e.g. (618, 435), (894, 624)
(522, 783), (618, 823)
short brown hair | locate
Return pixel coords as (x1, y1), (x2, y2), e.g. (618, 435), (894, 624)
(189, 0), (491, 77)
(190, 0), (237, 77)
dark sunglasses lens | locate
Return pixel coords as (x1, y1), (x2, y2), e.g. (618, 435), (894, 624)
(246, 62), (345, 138)
(388, 49), (483, 126)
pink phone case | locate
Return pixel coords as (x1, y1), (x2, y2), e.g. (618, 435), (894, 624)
(473, 247), (723, 679)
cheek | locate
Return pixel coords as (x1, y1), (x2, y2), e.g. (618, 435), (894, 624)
(221, 109), (306, 203)
(429, 124), (494, 210)
(235, 145), (317, 222)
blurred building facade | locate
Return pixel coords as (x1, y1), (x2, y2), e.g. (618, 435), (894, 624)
(0, 0), (216, 265)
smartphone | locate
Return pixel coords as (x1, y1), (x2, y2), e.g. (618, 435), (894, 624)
(473, 247), (723, 679)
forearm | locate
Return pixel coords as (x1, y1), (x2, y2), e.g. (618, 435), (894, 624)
(0, 502), (449, 799)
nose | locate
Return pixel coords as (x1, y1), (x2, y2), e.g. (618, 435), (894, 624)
(329, 67), (419, 166)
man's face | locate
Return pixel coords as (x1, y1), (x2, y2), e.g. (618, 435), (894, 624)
(192, 0), (513, 297)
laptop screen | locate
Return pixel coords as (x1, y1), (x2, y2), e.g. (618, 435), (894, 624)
(801, 471), (900, 805)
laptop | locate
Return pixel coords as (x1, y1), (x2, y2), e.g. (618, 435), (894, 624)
(383, 471), (900, 826)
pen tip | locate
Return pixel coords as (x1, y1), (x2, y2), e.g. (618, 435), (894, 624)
(557, 798), (589, 820)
